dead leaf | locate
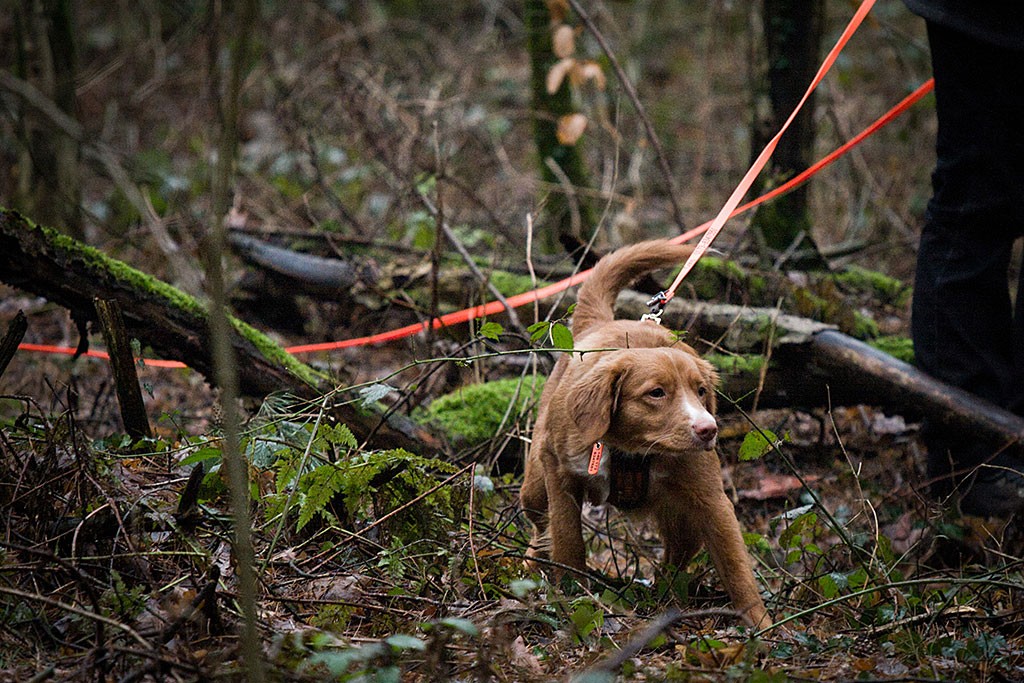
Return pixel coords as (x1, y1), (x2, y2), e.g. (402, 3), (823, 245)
(739, 473), (818, 500)
(572, 60), (607, 90)
(546, 57), (575, 94)
(552, 24), (575, 59)
(853, 657), (876, 672)
(510, 635), (544, 676)
(545, 0), (569, 23)
(556, 113), (588, 145)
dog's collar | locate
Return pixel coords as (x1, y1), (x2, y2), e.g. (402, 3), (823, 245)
(588, 441), (651, 510)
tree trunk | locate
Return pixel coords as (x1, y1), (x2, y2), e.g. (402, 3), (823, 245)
(525, 0), (597, 259)
(750, 0), (825, 266)
(13, 0), (83, 240)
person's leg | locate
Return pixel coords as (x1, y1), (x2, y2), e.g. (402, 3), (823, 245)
(1010, 260), (1024, 416)
(912, 22), (1024, 513)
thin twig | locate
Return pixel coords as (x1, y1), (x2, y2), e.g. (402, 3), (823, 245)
(573, 608), (743, 679)
(0, 585), (151, 649)
(417, 189), (527, 336)
(206, 1), (264, 680)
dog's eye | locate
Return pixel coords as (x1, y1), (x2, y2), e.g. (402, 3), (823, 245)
(648, 387), (666, 398)
(697, 386), (707, 398)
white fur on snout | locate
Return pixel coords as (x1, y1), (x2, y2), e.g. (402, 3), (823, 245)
(682, 395), (718, 449)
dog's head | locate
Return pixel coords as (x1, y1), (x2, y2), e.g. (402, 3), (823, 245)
(567, 346), (718, 455)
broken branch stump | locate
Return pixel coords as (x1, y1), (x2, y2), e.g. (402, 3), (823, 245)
(94, 298), (152, 440)
(0, 310), (27, 382)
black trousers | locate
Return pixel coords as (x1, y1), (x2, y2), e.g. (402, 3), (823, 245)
(912, 22), (1024, 429)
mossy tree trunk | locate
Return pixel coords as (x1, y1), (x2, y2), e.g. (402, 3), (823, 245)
(525, 0), (597, 261)
(750, 0), (825, 267)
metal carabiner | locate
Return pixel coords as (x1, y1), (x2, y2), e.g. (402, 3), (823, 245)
(640, 291), (668, 325)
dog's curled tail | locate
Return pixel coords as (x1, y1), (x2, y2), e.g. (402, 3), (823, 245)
(573, 239), (695, 338)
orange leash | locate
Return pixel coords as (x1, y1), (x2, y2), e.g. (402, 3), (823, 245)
(652, 0), (879, 319)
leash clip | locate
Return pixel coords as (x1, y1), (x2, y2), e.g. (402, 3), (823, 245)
(641, 291), (668, 325)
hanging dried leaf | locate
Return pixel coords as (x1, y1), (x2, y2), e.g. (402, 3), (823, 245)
(552, 24), (575, 59)
(545, 0), (570, 23)
(556, 113), (588, 145)
(546, 57), (575, 95)
(573, 60), (607, 90)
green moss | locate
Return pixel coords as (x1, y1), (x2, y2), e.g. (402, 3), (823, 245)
(868, 336), (915, 364)
(230, 318), (325, 387)
(851, 311), (880, 340)
(686, 256), (749, 300)
(791, 287), (833, 321)
(489, 270), (550, 297)
(39, 220), (205, 316)
(416, 376), (546, 446)
(834, 266), (912, 307)
(704, 353), (766, 376)
(698, 256), (747, 282)
(21, 216), (322, 387)
(746, 273), (768, 299)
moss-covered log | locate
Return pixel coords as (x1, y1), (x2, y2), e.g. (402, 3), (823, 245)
(622, 292), (1024, 455)
(0, 208), (437, 452)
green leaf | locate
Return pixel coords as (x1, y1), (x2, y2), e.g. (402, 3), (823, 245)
(359, 383), (395, 408)
(179, 446), (222, 467)
(509, 579), (539, 598)
(437, 617), (479, 637)
(742, 531), (770, 553)
(847, 567), (869, 590)
(527, 320), (550, 343)
(738, 428), (781, 461)
(550, 322), (574, 350)
(321, 423), (357, 449)
(818, 573), (839, 599)
(385, 634), (427, 651)
(478, 321), (503, 341)
(297, 465), (346, 532)
(569, 598), (604, 641)
(779, 510), (817, 549)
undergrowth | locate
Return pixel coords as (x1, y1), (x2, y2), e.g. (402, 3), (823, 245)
(2, 332), (1023, 681)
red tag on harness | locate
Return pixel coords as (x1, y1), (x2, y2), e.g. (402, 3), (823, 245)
(588, 442), (604, 475)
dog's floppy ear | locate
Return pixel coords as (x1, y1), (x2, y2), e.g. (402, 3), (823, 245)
(567, 355), (626, 450)
(699, 357), (719, 414)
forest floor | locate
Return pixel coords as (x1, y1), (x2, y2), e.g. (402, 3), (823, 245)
(2, 1), (1023, 681)
(3, 282), (1023, 681)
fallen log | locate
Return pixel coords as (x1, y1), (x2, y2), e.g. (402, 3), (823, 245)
(229, 231), (379, 297)
(6, 207), (1019, 458)
(0, 208), (437, 452)
(617, 292), (1024, 456)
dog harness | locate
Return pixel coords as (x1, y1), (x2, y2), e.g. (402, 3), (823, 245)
(589, 442), (651, 510)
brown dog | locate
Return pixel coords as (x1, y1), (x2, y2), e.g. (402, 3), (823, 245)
(520, 240), (770, 628)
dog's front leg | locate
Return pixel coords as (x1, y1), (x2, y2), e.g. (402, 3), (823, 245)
(702, 494), (771, 629)
(545, 469), (587, 573)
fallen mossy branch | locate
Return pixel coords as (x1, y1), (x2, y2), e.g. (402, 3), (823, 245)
(0, 207), (436, 451)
